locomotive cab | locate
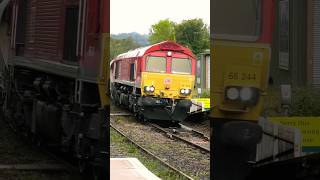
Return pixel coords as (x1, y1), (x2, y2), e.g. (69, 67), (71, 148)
(142, 52), (194, 98)
(111, 41), (196, 122)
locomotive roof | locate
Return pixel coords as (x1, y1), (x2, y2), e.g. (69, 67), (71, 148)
(113, 41), (195, 60)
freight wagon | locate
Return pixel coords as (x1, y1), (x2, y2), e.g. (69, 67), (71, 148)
(0, 0), (110, 178)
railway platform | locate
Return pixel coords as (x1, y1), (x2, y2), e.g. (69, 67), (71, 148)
(110, 158), (161, 180)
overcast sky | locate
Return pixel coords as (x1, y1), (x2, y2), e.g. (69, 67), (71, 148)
(111, 0), (210, 34)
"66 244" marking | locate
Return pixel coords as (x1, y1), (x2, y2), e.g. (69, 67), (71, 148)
(228, 72), (257, 81)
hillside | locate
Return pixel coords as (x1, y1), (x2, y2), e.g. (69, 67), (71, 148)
(111, 32), (149, 46)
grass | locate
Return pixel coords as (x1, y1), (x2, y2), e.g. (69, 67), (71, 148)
(110, 128), (190, 180)
(114, 117), (124, 123)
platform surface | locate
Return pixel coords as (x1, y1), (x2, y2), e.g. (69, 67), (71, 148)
(110, 158), (161, 180)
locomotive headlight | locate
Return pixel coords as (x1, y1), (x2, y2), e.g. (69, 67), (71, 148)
(144, 86), (155, 93)
(225, 86), (260, 105)
(240, 87), (260, 105)
(226, 87), (240, 100)
(240, 87), (253, 101)
(180, 88), (191, 95)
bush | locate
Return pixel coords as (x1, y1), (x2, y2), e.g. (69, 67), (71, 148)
(265, 87), (320, 117)
(290, 87), (320, 116)
(264, 87), (282, 116)
(199, 89), (210, 98)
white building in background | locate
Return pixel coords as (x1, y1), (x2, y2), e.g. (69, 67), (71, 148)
(196, 49), (210, 96)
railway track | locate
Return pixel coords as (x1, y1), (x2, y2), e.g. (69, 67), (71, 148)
(110, 123), (194, 180)
(110, 105), (210, 179)
(148, 123), (210, 153)
(111, 110), (210, 153)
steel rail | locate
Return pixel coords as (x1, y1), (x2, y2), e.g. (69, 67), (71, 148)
(148, 123), (210, 153)
(110, 123), (194, 180)
(110, 109), (210, 153)
(179, 123), (210, 141)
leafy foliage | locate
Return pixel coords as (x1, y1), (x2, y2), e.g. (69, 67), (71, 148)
(290, 88), (320, 116)
(266, 87), (320, 117)
(110, 37), (140, 59)
(111, 18), (210, 59)
(175, 19), (209, 55)
(199, 90), (210, 98)
(148, 19), (176, 44)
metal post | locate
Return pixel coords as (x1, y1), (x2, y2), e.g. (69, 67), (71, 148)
(280, 84), (292, 116)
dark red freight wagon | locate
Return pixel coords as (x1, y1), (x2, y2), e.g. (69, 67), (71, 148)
(1, 0), (110, 178)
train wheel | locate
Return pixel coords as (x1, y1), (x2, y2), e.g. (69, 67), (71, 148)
(79, 163), (105, 180)
(128, 95), (134, 112)
(0, 91), (4, 120)
(132, 102), (140, 117)
(91, 165), (105, 180)
(115, 94), (120, 106)
(137, 111), (146, 122)
(137, 112), (143, 121)
(78, 159), (87, 173)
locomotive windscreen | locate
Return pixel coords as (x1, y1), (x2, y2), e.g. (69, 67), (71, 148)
(171, 58), (192, 75)
(212, 0), (261, 41)
(146, 56), (166, 73)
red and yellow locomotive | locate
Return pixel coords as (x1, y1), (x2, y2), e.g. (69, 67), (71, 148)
(110, 41), (196, 122)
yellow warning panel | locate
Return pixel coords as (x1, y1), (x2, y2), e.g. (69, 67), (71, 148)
(271, 117), (320, 151)
(192, 98), (210, 109)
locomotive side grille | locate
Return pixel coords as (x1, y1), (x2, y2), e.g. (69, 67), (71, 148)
(313, 0), (320, 88)
(25, 0), (64, 61)
(24, 0), (37, 58)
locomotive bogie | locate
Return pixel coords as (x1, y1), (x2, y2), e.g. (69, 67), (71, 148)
(6, 66), (102, 155)
(137, 97), (192, 121)
(35, 101), (61, 141)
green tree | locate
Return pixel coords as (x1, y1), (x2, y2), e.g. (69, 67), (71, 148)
(149, 19), (175, 44)
(175, 19), (209, 55)
(110, 37), (140, 59)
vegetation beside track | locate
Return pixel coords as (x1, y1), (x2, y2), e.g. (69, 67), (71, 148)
(110, 111), (210, 180)
(110, 128), (188, 180)
(266, 87), (320, 116)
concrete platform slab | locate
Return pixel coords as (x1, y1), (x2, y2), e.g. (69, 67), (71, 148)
(111, 158), (161, 180)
